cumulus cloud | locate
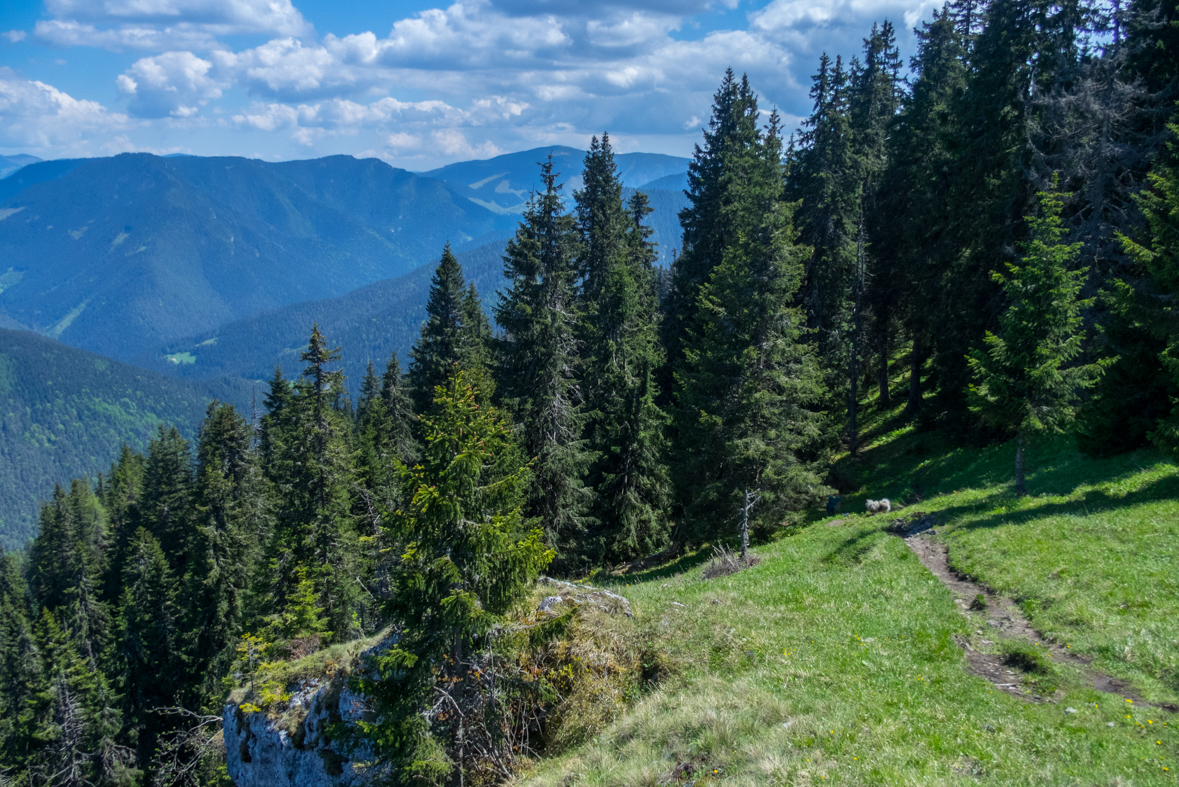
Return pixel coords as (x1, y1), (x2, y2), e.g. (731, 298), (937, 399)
(34, 19), (221, 50)
(118, 51), (224, 117)
(11, 0), (943, 167)
(44, 0), (310, 37)
(0, 67), (131, 154)
(3, 30), (27, 43)
(217, 38), (358, 98)
(325, 1), (571, 71)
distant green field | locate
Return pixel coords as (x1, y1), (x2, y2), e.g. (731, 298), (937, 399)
(515, 396), (1179, 786)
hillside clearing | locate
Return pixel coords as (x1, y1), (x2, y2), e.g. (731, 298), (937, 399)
(514, 401), (1179, 786)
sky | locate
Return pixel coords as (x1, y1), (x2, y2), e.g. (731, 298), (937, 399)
(0, 0), (942, 170)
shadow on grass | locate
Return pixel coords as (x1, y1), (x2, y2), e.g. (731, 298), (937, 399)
(952, 474), (1179, 533)
(608, 546), (717, 586)
(821, 528), (884, 567)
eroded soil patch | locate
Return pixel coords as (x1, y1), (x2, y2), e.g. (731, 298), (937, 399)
(889, 514), (1176, 712)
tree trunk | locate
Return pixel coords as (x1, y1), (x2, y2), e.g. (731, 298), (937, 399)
(904, 342), (924, 417)
(1014, 431), (1026, 497)
(740, 488), (752, 560)
(848, 213), (867, 453)
(877, 354), (890, 407)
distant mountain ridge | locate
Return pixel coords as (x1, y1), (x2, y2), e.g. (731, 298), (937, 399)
(0, 153), (515, 361)
(0, 154), (42, 180)
(140, 241), (509, 392)
(0, 328), (253, 548)
(421, 146), (689, 214)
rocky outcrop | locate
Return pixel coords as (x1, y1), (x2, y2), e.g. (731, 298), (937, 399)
(223, 681), (377, 787)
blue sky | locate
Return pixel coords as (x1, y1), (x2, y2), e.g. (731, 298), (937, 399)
(0, 0), (941, 169)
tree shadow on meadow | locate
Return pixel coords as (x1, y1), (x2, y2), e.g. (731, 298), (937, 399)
(930, 472), (1179, 534)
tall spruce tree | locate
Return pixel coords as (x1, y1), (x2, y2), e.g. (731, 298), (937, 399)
(936, 0), (1045, 428)
(968, 183), (1102, 494)
(1110, 116), (1179, 455)
(360, 369), (552, 784)
(409, 245), (475, 414)
(870, 6), (967, 417)
(263, 326), (362, 640)
(114, 528), (179, 769)
(180, 401), (267, 703)
(664, 70), (761, 398)
(575, 136), (672, 561)
(675, 108), (831, 544)
(495, 157), (594, 562)
(140, 427), (195, 571)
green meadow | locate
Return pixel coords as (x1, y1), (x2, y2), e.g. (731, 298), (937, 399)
(516, 399), (1179, 786)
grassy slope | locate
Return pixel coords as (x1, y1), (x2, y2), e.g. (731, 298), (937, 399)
(516, 394), (1179, 785)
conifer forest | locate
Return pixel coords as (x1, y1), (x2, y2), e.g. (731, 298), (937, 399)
(1, 0), (1178, 782)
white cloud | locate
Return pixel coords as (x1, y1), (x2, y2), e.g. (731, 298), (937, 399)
(0, 67), (131, 154)
(2, 30), (27, 43)
(34, 19), (221, 50)
(431, 128), (500, 158)
(44, 0), (311, 37)
(385, 131), (421, 150)
(585, 13), (680, 47)
(325, 1), (572, 71)
(218, 38), (355, 98)
(118, 51), (224, 117)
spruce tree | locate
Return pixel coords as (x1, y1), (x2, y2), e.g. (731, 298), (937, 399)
(114, 528), (179, 768)
(263, 326), (361, 640)
(409, 245), (472, 414)
(870, 6), (967, 417)
(360, 369), (552, 784)
(180, 402), (266, 703)
(495, 157), (594, 562)
(937, 0), (1044, 428)
(30, 609), (131, 787)
(140, 426), (195, 570)
(968, 182), (1102, 494)
(1112, 117), (1179, 455)
(575, 136), (672, 561)
(675, 110), (830, 544)
(664, 70), (761, 395)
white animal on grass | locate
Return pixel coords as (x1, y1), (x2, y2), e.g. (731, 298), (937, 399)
(865, 498), (891, 515)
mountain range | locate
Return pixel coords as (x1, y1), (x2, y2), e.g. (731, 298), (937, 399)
(139, 240), (508, 391)
(0, 155), (42, 180)
(0, 154), (515, 362)
(0, 145), (689, 545)
(421, 146), (689, 214)
(0, 328), (253, 549)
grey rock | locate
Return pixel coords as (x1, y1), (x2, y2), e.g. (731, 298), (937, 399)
(224, 636), (397, 787)
(537, 595), (565, 613)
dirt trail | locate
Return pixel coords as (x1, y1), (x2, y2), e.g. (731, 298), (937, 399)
(888, 513), (1177, 711)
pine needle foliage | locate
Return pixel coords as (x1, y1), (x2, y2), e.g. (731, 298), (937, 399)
(674, 104), (831, 543)
(576, 135), (672, 562)
(359, 369), (552, 784)
(495, 157), (594, 563)
(968, 181), (1103, 494)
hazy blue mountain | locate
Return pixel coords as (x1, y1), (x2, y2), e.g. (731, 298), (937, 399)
(640, 171), (689, 193)
(0, 157), (86, 202)
(421, 146), (689, 213)
(0, 154), (43, 180)
(0, 328), (253, 548)
(140, 241), (508, 393)
(628, 187), (689, 262)
(0, 153), (514, 361)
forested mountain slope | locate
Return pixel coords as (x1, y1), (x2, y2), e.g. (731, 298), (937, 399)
(0, 154), (41, 180)
(139, 241), (508, 390)
(0, 329), (252, 548)
(422, 145), (689, 213)
(0, 153), (514, 360)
